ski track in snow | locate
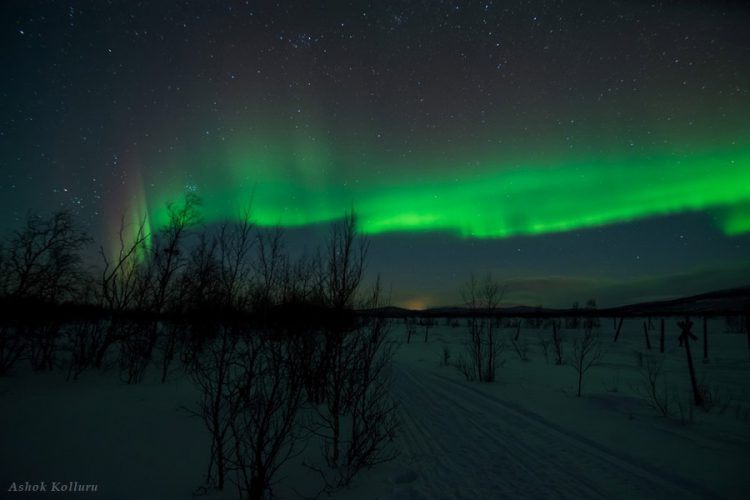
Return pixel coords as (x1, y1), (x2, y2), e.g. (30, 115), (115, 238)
(387, 364), (720, 500)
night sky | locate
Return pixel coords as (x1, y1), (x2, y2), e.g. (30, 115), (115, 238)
(1, 0), (749, 308)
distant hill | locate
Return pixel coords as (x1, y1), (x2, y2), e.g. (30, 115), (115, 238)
(607, 286), (750, 317)
(363, 286), (750, 318)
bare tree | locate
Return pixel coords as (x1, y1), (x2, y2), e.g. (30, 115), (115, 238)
(254, 225), (286, 313)
(461, 273), (504, 382)
(323, 210), (369, 311)
(189, 325), (244, 491)
(314, 211), (369, 465)
(552, 320), (565, 365)
(481, 273), (503, 382)
(218, 209), (255, 311)
(461, 273), (484, 381)
(4, 210), (90, 302)
(149, 193), (202, 313)
(338, 280), (398, 485)
(310, 277), (398, 491)
(0, 211), (89, 373)
(117, 194), (201, 384)
(91, 215), (151, 371)
(569, 328), (602, 397)
(229, 334), (305, 500)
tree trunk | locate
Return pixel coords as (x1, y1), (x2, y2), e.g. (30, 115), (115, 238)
(703, 316), (708, 362)
(643, 321), (651, 350)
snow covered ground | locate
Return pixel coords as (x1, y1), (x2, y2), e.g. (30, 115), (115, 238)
(1, 318), (749, 499)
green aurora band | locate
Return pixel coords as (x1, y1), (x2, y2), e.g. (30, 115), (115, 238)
(125, 143), (750, 244)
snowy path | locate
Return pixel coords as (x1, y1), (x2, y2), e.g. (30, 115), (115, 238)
(389, 364), (719, 500)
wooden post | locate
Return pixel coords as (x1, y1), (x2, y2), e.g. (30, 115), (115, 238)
(643, 321), (651, 350)
(660, 318), (665, 353)
(678, 318), (703, 407)
(613, 317), (624, 342)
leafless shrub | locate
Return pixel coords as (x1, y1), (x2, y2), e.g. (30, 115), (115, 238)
(65, 320), (106, 380)
(634, 355), (671, 417)
(29, 320), (62, 371)
(118, 320), (153, 384)
(537, 332), (551, 364)
(454, 355), (476, 381)
(0, 325), (25, 375)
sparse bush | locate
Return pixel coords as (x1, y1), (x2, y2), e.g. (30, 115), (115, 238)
(405, 317), (416, 344)
(568, 328), (602, 397)
(698, 378), (726, 413)
(454, 355), (476, 382)
(511, 337), (530, 362)
(0, 325), (25, 375)
(441, 345), (451, 366)
(724, 315), (745, 334)
(537, 332), (551, 364)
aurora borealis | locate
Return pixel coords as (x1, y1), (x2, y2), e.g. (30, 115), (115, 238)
(1, 0), (749, 307)
(140, 141), (750, 238)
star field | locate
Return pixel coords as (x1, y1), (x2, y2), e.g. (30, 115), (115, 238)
(1, 0), (749, 307)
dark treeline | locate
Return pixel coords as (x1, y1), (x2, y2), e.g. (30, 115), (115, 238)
(0, 197), (398, 500)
